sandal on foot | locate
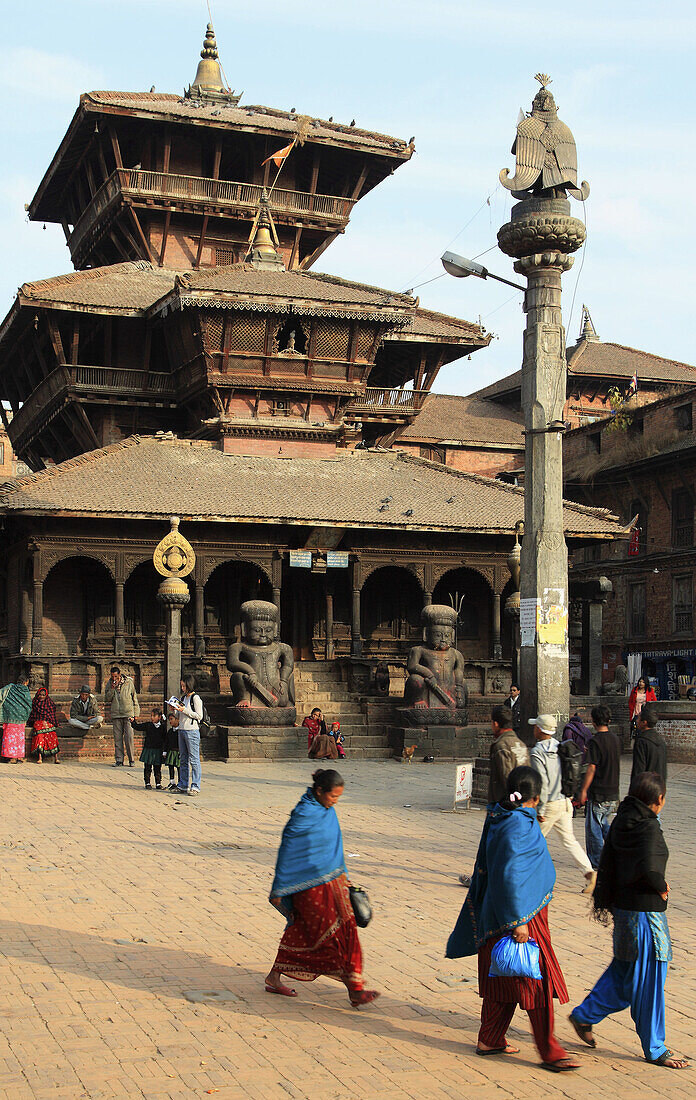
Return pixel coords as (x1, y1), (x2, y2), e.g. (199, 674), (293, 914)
(569, 1013), (597, 1048)
(648, 1049), (690, 1069)
(542, 1058), (581, 1072)
(349, 989), (380, 1008)
(476, 1044), (520, 1056)
(264, 983), (297, 998)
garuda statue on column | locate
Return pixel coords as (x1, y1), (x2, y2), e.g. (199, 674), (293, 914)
(500, 74), (590, 201)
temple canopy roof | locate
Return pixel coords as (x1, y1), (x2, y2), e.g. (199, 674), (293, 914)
(398, 393), (524, 447)
(0, 435), (625, 539)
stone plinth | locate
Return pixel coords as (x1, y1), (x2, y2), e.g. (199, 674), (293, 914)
(398, 706), (468, 728)
(223, 725), (306, 761)
(226, 706), (296, 727)
(390, 724), (488, 763)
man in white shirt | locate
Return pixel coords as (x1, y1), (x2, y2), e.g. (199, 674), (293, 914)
(529, 713), (596, 895)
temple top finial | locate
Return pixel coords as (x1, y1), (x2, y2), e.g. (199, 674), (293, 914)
(534, 73), (552, 89)
(186, 23), (241, 104)
(247, 191), (285, 270)
(579, 305), (599, 342)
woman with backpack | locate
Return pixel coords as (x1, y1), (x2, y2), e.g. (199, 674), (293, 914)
(169, 674), (203, 797)
(529, 714), (596, 895)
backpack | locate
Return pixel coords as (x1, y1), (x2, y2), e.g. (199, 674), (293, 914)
(194, 694), (213, 734)
(557, 739), (586, 799)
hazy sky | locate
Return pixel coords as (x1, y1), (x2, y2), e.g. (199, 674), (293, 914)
(1, 0), (693, 396)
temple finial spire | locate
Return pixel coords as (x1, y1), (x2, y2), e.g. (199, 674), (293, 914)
(246, 191), (285, 270)
(579, 304), (599, 342)
(186, 23), (241, 104)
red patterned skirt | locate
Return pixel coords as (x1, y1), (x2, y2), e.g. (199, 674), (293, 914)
(477, 906), (568, 1009)
(31, 720), (59, 757)
(273, 873), (363, 989)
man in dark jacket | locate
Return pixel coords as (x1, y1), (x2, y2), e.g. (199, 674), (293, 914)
(631, 703), (667, 787)
(579, 704), (621, 870)
(504, 684), (522, 735)
(488, 704), (529, 803)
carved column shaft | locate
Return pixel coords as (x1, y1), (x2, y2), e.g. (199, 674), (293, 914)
(194, 580), (206, 658)
(325, 587), (334, 661)
(492, 591), (501, 660)
(114, 581), (125, 657)
(31, 580), (43, 657)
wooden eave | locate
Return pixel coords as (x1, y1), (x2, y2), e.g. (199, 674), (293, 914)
(15, 294), (145, 319)
(151, 288), (412, 323)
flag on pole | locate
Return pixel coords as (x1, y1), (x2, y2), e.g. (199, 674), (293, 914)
(628, 371), (638, 394)
(262, 141), (295, 167)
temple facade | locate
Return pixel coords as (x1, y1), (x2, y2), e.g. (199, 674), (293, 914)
(0, 28), (625, 745)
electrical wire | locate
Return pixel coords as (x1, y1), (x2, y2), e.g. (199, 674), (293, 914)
(400, 182), (502, 291)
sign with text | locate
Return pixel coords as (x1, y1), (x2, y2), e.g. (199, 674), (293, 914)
(454, 763), (473, 809)
(289, 550), (312, 568)
(520, 598), (539, 646)
(326, 551), (349, 568)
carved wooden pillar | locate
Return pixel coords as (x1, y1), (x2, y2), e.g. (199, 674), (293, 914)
(325, 585), (334, 661)
(350, 559), (362, 657)
(492, 592), (502, 660)
(114, 581), (125, 657)
(31, 579), (43, 657)
(423, 590), (433, 607)
(194, 578), (206, 657)
(272, 555), (282, 635)
(20, 570), (31, 654)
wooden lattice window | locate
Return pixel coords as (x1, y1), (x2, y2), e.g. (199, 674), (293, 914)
(672, 489), (693, 548)
(229, 315), (266, 353)
(203, 315), (224, 353)
(215, 247), (236, 266)
(356, 325), (376, 360)
(314, 322), (350, 360)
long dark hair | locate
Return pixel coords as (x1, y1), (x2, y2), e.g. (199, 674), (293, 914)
(180, 673), (196, 695)
(312, 768), (344, 793)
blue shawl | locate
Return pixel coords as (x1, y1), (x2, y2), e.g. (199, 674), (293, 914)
(270, 787), (347, 919)
(446, 803), (555, 958)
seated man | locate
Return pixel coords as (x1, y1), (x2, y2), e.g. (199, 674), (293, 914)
(69, 685), (103, 731)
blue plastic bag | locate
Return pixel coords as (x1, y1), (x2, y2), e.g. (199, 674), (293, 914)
(488, 934), (542, 980)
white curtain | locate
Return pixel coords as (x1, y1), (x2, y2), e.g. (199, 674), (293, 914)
(627, 652), (642, 688)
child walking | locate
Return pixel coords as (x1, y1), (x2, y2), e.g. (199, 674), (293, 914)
(132, 707), (166, 790)
(165, 711), (180, 790)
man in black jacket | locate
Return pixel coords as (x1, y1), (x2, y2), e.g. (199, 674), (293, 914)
(631, 703), (667, 787)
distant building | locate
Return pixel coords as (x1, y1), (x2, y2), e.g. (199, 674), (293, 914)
(564, 384), (696, 699)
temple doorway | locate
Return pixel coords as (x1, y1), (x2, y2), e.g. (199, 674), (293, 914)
(281, 567), (351, 660)
(205, 561), (272, 658)
(360, 566), (422, 659)
(432, 567), (492, 659)
(43, 557), (114, 655)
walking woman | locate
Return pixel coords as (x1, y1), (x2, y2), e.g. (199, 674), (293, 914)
(629, 677), (657, 735)
(569, 772), (689, 1070)
(0, 669), (32, 763)
(447, 765), (578, 1071)
(265, 768), (379, 1008)
(28, 686), (61, 763)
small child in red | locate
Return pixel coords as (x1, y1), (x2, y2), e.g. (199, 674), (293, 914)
(330, 721), (346, 758)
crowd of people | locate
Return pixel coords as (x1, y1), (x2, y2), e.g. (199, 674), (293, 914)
(0, 665), (204, 796)
(0, 664), (690, 1070)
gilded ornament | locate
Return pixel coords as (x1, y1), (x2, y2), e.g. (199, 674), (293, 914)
(153, 516), (196, 579)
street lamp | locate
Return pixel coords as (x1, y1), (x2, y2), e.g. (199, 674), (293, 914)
(441, 251), (525, 292)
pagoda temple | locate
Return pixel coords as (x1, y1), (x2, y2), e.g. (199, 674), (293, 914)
(0, 27), (624, 750)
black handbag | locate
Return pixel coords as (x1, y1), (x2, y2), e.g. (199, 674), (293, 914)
(349, 884), (372, 928)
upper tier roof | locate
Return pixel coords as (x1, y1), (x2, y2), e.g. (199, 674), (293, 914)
(29, 90), (413, 223)
(0, 435), (624, 539)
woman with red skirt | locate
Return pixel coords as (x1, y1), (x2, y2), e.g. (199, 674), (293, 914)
(447, 765), (579, 1071)
(28, 687), (61, 763)
(265, 768), (378, 1008)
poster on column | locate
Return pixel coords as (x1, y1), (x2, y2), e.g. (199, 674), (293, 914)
(520, 598), (538, 646)
(538, 588), (568, 646)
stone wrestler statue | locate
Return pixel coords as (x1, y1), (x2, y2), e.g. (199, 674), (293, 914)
(227, 600), (295, 709)
(404, 604), (467, 709)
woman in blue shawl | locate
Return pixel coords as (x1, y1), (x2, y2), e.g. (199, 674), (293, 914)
(265, 768), (379, 1008)
(446, 766), (579, 1072)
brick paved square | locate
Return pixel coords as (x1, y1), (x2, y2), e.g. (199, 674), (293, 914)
(0, 759), (693, 1098)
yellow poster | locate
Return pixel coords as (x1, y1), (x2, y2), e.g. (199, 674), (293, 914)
(537, 588), (568, 646)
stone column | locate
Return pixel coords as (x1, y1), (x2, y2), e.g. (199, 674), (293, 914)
(350, 559), (362, 657)
(194, 579), (206, 657)
(157, 578), (190, 705)
(492, 591), (502, 660)
(114, 581), (125, 657)
(31, 580), (43, 656)
(325, 586), (334, 661)
(423, 590), (433, 607)
(499, 198), (585, 726)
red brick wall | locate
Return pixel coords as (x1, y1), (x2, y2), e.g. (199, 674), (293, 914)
(221, 435), (338, 457)
(396, 441), (523, 477)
